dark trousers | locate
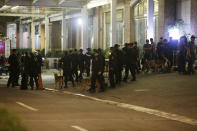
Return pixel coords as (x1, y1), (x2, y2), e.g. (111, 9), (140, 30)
(85, 64), (90, 77)
(188, 57), (195, 74)
(64, 71), (74, 87)
(7, 71), (17, 87)
(20, 73), (28, 90)
(79, 66), (84, 78)
(124, 64), (136, 80)
(115, 67), (122, 84)
(109, 69), (115, 88)
(29, 75), (38, 89)
(15, 70), (20, 85)
(178, 55), (186, 73)
(72, 68), (78, 81)
(91, 72), (105, 90)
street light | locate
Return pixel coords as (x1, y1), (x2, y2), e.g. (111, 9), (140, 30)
(168, 27), (180, 40)
(77, 18), (82, 25)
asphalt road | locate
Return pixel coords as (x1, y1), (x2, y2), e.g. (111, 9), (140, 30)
(0, 72), (197, 131)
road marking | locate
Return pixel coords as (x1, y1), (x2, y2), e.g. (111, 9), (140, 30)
(71, 125), (88, 131)
(45, 88), (197, 126)
(16, 102), (38, 111)
(45, 88), (58, 92)
(135, 89), (149, 92)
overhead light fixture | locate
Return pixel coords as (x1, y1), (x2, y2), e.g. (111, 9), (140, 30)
(77, 18), (82, 25)
(32, 0), (39, 4)
(11, 6), (19, 11)
(168, 27), (180, 40)
(87, 0), (111, 9)
(0, 5), (11, 11)
(59, 0), (65, 5)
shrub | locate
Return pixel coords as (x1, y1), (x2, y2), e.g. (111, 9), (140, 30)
(0, 105), (27, 131)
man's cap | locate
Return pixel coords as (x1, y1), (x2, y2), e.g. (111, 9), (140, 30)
(191, 35), (196, 38)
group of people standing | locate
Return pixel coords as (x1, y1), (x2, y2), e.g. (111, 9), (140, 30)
(7, 49), (42, 90)
(60, 43), (139, 93)
(5, 35), (196, 93)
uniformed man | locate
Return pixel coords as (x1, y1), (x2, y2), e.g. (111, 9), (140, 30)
(150, 38), (156, 60)
(7, 49), (19, 88)
(20, 52), (29, 90)
(63, 52), (74, 88)
(178, 36), (187, 74)
(124, 43), (138, 81)
(109, 47), (116, 88)
(29, 53), (39, 90)
(89, 50), (105, 93)
(156, 37), (165, 60)
(78, 49), (85, 78)
(142, 40), (152, 71)
(84, 48), (92, 77)
(114, 44), (123, 84)
(187, 35), (196, 74)
(71, 49), (79, 81)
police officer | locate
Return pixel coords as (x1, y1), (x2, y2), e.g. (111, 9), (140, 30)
(150, 38), (156, 60)
(124, 43), (138, 81)
(178, 36), (187, 74)
(142, 40), (152, 71)
(78, 49), (85, 78)
(114, 44), (123, 84)
(20, 52), (29, 90)
(187, 35), (196, 74)
(7, 49), (19, 88)
(71, 49), (79, 81)
(109, 47), (116, 88)
(89, 50), (105, 93)
(63, 52), (74, 88)
(122, 43), (129, 81)
(29, 53), (39, 90)
(84, 48), (92, 77)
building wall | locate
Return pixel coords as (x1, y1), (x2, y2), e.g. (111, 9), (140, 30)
(190, 0), (197, 36)
(51, 21), (62, 50)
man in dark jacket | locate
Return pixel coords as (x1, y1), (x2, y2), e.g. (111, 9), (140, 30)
(71, 49), (79, 81)
(109, 47), (116, 88)
(84, 48), (92, 77)
(7, 49), (19, 88)
(124, 43), (138, 81)
(114, 44), (123, 84)
(78, 49), (85, 78)
(89, 50), (105, 93)
(29, 53), (39, 90)
(63, 52), (74, 88)
(20, 52), (29, 90)
(187, 35), (196, 74)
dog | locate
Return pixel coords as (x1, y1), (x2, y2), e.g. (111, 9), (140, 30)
(54, 73), (64, 89)
(78, 78), (100, 92)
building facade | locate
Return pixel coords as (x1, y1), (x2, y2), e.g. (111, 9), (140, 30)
(1, 0), (197, 54)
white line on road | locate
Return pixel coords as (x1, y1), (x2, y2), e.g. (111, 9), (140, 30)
(71, 125), (88, 131)
(16, 102), (38, 111)
(45, 88), (197, 126)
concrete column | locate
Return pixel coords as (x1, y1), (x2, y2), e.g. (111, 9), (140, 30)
(93, 7), (99, 49)
(27, 24), (31, 48)
(110, 0), (117, 46)
(158, 0), (176, 39)
(31, 18), (36, 51)
(19, 23), (23, 48)
(45, 16), (50, 55)
(62, 10), (68, 51)
(190, 0), (197, 36)
(124, 1), (132, 43)
(147, 0), (154, 39)
(81, 6), (88, 51)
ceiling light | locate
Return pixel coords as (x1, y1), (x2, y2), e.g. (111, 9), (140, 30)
(11, 6), (19, 11)
(0, 5), (11, 11)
